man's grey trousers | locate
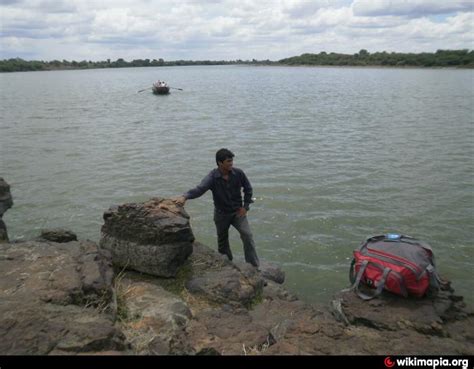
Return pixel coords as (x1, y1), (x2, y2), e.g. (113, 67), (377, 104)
(213, 209), (260, 267)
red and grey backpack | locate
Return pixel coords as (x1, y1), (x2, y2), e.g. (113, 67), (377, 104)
(348, 234), (441, 300)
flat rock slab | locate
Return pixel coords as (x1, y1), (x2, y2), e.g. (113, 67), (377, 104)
(116, 274), (192, 354)
(336, 288), (472, 335)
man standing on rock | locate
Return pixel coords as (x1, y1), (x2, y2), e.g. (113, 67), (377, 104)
(0, 178), (13, 243)
(173, 148), (259, 268)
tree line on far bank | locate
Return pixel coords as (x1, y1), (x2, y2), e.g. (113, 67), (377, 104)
(0, 49), (472, 72)
(279, 49), (473, 67)
(0, 58), (274, 72)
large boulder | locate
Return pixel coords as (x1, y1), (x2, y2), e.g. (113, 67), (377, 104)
(99, 198), (194, 277)
(0, 178), (13, 242)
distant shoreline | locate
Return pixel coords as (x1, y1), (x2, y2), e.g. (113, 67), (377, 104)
(1, 49), (472, 72)
(255, 63), (473, 70)
(1, 62), (472, 73)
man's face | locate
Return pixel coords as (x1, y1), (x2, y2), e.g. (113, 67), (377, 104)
(219, 158), (233, 172)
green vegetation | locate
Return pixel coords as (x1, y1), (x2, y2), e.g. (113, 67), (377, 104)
(1, 50), (472, 72)
(0, 57), (275, 72)
(279, 49), (474, 68)
(113, 266), (134, 323)
(153, 260), (194, 297)
(244, 287), (264, 310)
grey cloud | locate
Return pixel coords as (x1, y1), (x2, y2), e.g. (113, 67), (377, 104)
(1, 26), (80, 40)
(349, 23), (401, 30)
(35, 0), (77, 14)
(353, 0), (473, 18)
(86, 34), (160, 46)
(1, 12), (93, 41)
(283, 0), (349, 18)
(1, 0), (76, 12)
(0, 0), (23, 5)
(283, 1), (328, 18)
(292, 24), (326, 35)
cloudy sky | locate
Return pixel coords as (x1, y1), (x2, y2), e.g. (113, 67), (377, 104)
(0, 0), (473, 61)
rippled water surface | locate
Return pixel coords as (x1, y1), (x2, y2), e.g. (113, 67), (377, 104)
(1, 65), (473, 305)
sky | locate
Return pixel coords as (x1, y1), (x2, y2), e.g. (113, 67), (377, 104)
(0, 0), (473, 61)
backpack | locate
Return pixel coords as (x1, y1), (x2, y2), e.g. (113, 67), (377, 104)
(348, 234), (441, 300)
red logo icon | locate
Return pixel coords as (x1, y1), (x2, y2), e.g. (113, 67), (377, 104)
(384, 357), (395, 368)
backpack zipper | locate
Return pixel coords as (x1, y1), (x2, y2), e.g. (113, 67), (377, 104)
(364, 247), (422, 276)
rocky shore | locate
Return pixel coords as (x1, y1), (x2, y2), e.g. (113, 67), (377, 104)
(0, 183), (472, 355)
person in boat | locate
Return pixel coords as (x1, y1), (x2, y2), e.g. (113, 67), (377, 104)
(173, 148), (259, 267)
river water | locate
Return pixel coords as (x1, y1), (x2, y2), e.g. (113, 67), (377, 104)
(1, 65), (473, 306)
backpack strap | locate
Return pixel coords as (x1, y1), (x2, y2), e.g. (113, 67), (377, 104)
(425, 264), (441, 295)
(394, 272), (408, 297)
(363, 235), (386, 245)
(348, 260), (391, 300)
(342, 259), (365, 293)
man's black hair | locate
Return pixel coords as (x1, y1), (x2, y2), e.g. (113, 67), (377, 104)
(216, 148), (234, 165)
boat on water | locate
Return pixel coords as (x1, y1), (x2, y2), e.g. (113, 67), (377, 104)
(152, 81), (170, 95)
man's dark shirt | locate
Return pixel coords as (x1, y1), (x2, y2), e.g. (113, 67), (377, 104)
(183, 167), (253, 213)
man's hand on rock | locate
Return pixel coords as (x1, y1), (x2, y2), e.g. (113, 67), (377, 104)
(172, 196), (186, 206)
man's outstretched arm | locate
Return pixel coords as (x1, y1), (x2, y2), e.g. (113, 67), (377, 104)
(173, 173), (213, 206)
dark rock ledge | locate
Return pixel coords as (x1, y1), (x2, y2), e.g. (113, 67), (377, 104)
(0, 197), (472, 355)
